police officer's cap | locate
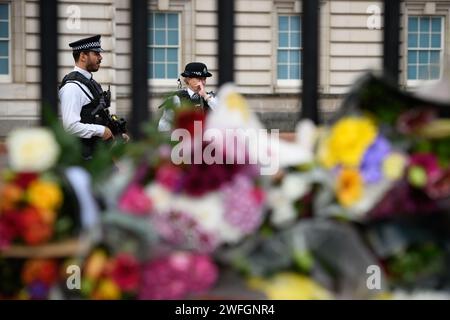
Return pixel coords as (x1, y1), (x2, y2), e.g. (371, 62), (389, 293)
(181, 62), (212, 78)
(69, 35), (104, 52)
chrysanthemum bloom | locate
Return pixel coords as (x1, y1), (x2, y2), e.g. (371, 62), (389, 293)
(336, 168), (364, 207)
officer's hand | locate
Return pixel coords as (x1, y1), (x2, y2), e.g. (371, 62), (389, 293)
(198, 83), (207, 98)
(102, 127), (114, 140)
(121, 133), (130, 143)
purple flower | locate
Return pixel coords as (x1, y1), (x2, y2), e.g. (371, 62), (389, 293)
(360, 136), (391, 183)
(151, 211), (219, 252)
(27, 281), (50, 300)
(222, 175), (265, 233)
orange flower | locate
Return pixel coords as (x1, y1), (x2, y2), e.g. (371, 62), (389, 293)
(336, 168), (363, 207)
(22, 259), (59, 286)
(0, 183), (23, 213)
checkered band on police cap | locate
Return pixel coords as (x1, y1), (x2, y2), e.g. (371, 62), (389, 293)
(69, 35), (104, 52)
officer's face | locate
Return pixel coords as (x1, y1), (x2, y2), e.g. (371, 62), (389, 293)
(187, 77), (207, 92)
(84, 51), (102, 72)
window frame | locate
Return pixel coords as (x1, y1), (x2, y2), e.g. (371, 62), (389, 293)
(0, 1), (11, 82)
(406, 15), (445, 88)
(275, 14), (302, 89)
(148, 11), (181, 83)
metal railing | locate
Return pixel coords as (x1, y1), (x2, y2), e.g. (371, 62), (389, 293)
(39, 0), (401, 135)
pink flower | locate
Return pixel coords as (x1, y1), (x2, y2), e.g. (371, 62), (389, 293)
(118, 184), (152, 215)
(139, 252), (218, 300)
(110, 253), (141, 292)
(410, 153), (441, 177)
(426, 169), (450, 199)
(155, 164), (183, 191)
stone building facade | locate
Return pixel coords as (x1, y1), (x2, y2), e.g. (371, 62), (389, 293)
(0, 0), (448, 135)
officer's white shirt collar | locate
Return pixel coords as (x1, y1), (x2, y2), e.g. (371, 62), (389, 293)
(73, 66), (92, 80)
(186, 87), (196, 97)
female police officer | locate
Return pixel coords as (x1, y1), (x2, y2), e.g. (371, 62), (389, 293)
(158, 62), (218, 132)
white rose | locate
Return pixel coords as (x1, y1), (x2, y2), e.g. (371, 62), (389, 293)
(6, 127), (60, 172)
(144, 182), (173, 214)
(281, 173), (311, 200)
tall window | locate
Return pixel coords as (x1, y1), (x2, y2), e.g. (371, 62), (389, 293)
(277, 15), (302, 80)
(0, 3), (10, 78)
(148, 12), (179, 79)
(407, 16), (443, 82)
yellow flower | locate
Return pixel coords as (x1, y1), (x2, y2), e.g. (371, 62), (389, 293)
(319, 117), (377, 168)
(382, 152), (407, 181)
(27, 180), (63, 211)
(247, 272), (332, 300)
(92, 279), (121, 300)
(85, 250), (109, 280)
(336, 168), (363, 207)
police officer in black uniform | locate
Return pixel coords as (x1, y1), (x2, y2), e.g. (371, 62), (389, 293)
(59, 35), (129, 160)
(158, 62), (218, 131)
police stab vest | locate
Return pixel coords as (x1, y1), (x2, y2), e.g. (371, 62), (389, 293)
(59, 71), (110, 159)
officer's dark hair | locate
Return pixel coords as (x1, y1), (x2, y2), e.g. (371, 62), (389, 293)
(72, 50), (90, 62)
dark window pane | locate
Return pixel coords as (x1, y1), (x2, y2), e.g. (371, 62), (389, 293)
(290, 16), (300, 31)
(0, 41), (8, 56)
(168, 30), (178, 45)
(408, 17), (418, 32)
(290, 65), (300, 79)
(279, 16), (288, 31)
(408, 34), (418, 47)
(408, 50), (417, 64)
(418, 65), (429, 79)
(0, 22), (8, 38)
(431, 34), (441, 48)
(0, 58), (8, 74)
(155, 14), (166, 29)
(290, 50), (300, 64)
(155, 30), (166, 45)
(154, 48), (165, 62)
(278, 50), (288, 63)
(407, 65), (417, 80)
(431, 17), (441, 32)
(168, 14), (178, 29)
(419, 51), (429, 64)
(420, 17), (430, 32)
(278, 32), (288, 47)
(155, 64), (165, 78)
(167, 63), (178, 78)
(430, 51), (440, 64)
(167, 48), (177, 62)
(419, 34), (430, 47)
(278, 64), (288, 79)
(290, 32), (300, 47)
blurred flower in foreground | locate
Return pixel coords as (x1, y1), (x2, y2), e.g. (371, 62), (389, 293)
(139, 252), (218, 300)
(6, 128), (60, 172)
(247, 272), (332, 300)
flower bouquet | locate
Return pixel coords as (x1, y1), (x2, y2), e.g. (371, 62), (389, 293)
(0, 126), (101, 299)
(313, 72), (450, 293)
